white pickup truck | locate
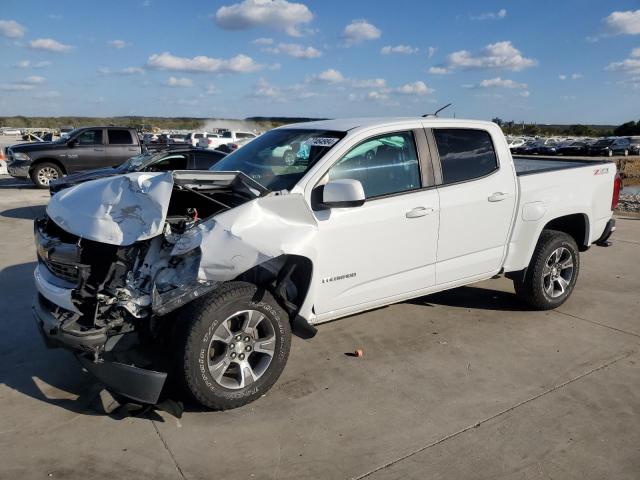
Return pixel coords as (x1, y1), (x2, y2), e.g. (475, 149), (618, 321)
(198, 130), (258, 150)
(33, 118), (620, 410)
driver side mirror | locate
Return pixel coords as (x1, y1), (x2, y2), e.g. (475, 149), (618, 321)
(67, 138), (77, 148)
(322, 179), (365, 208)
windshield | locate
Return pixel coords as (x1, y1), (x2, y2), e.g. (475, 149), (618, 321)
(210, 128), (346, 191)
(120, 152), (159, 171)
(594, 139), (613, 146)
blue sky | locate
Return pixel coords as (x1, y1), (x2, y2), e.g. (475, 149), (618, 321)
(1, 0), (639, 124)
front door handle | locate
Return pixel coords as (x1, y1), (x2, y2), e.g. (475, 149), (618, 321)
(94, 147), (105, 152)
(406, 206), (434, 218)
(488, 192), (508, 202)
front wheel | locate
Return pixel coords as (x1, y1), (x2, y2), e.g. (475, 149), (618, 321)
(514, 230), (580, 310)
(31, 162), (63, 188)
(178, 282), (291, 410)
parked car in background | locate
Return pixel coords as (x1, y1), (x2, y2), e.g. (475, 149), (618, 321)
(158, 133), (187, 144)
(1, 127), (22, 135)
(185, 132), (209, 147)
(49, 147), (228, 194)
(507, 138), (526, 150)
(59, 126), (74, 138)
(512, 140), (543, 155)
(628, 138), (640, 155)
(588, 138), (631, 157)
(217, 136), (257, 153)
(6, 126), (144, 188)
(142, 133), (158, 145)
(199, 130), (258, 149)
(556, 141), (590, 156)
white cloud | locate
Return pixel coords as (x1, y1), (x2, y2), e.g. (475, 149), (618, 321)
(606, 48), (640, 74)
(381, 45), (418, 55)
(352, 78), (386, 88)
(252, 37), (274, 45)
(445, 41), (536, 71)
(0, 83), (34, 91)
(48, 14), (63, 20)
(427, 46), (437, 58)
(205, 84), (220, 95)
(109, 39), (127, 48)
(470, 9), (507, 21)
(121, 67), (145, 75)
(519, 90), (530, 98)
(16, 60), (51, 69)
(29, 38), (73, 53)
(342, 19), (381, 46)
(367, 91), (389, 101)
(428, 66), (450, 75)
(215, 0), (313, 37)
(250, 77), (282, 99)
(571, 73), (583, 80)
(307, 68), (345, 83)
(24, 75), (45, 84)
(165, 76), (193, 87)
(265, 42), (321, 58)
(147, 51), (261, 73)
(0, 19), (26, 38)
(396, 81), (433, 95)
(558, 74), (567, 80)
(604, 10), (640, 35)
(477, 77), (527, 89)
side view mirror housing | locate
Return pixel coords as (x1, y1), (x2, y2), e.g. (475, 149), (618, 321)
(67, 139), (77, 148)
(322, 179), (365, 208)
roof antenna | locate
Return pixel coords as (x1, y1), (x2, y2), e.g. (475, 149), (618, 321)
(423, 103), (452, 118)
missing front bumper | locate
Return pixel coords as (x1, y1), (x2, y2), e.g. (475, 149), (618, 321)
(32, 293), (167, 405)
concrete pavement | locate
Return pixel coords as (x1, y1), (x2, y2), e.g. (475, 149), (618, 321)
(0, 176), (638, 479)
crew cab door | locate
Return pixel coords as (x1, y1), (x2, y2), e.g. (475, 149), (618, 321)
(312, 129), (439, 316)
(65, 128), (106, 172)
(429, 127), (517, 285)
(106, 129), (140, 167)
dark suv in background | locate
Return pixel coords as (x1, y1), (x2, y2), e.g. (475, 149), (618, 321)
(6, 126), (144, 188)
(588, 138), (631, 157)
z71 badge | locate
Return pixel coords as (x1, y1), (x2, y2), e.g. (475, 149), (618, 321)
(593, 167), (609, 175)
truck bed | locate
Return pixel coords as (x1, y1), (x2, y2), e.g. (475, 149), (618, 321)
(513, 156), (611, 176)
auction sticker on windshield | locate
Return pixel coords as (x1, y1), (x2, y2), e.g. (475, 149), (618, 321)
(304, 137), (341, 147)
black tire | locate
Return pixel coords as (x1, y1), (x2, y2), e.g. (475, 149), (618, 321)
(31, 162), (63, 189)
(177, 281), (291, 410)
(514, 230), (580, 310)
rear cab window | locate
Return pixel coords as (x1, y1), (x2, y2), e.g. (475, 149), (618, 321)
(108, 129), (133, 145)
(432, 129), (498, 185)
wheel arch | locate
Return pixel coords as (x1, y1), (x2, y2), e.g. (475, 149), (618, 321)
(29, 158), (67, 176)
(542, 213), (590, 251)
(235, 254), (315, 336)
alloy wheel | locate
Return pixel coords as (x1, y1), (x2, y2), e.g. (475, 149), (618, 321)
(207, 310), (276, 389)
(542, 247), (574, 298)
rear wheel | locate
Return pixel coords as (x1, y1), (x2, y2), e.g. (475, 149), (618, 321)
(31, 162), (63, 188)
(514, 230), (580, 310)
(177, 282), (291, 410)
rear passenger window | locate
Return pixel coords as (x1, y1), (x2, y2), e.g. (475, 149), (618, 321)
(193, 152), (223, 169)
(328, 131), (421, 199)
(108, 129), (133, 145)
(433, 129), (498, 184)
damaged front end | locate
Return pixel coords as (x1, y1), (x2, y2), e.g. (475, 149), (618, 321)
(33, 170), (273, 404)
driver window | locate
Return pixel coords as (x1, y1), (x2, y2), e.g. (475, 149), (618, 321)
(146, 154), (188, 172)
(328, 131), (421, 198)
(76, 129), (103, 145)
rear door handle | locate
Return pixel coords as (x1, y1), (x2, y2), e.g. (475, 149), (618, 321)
(406, 206), (434, 218)
(94, 147), (105, 152)
(488, 192), (508, 202)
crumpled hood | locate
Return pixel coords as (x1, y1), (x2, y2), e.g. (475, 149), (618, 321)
(47, 171), (173, 246)
(49, 166), (125, 193)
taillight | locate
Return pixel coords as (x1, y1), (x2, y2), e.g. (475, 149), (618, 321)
(612, 173), (622, 211)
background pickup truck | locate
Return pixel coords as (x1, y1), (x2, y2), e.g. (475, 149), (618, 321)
(32, 118), (620, 410)
(198, 130), (258, 150)
(6, 126), (143, 188)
